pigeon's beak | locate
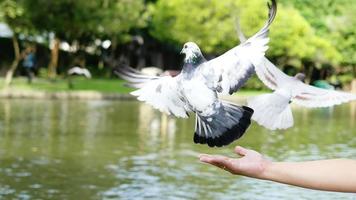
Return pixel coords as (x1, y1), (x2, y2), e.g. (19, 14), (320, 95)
(180, 48), (187, 55)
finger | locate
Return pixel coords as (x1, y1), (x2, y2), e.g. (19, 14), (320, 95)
(199, 155), (213, 163)
(202, 156), (233, 170)
(199, 154), (225, 163)
(234, 146), (249, 156)
(199, 154), (211, 158)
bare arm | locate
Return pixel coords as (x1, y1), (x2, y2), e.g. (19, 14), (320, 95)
(199, 146), (356, 193)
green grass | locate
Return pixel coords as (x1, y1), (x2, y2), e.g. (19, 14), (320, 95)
(0, 77), (266, 96)
(0, 77), (133, 93)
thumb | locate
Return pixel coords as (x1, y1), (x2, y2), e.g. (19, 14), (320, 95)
(234, 146), (248, 156)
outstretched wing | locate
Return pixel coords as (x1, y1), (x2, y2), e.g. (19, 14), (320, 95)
(235, 18), (247, 43)
(253, 57), (291, 91)
(114, 66), (189, 118)
(291, 82), (356, 108)
(202, 0), (277, 95)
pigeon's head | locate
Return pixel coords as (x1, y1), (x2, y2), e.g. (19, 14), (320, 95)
(180, 42), (204, 64)
(295, 73), (306, 82)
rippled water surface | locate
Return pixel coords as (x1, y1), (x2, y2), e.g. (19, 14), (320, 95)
(0, 99), (355, 199)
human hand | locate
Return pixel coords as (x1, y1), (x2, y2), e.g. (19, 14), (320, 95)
(199, 146), (271, 179)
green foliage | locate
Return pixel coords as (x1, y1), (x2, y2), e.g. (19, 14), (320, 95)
(328, 10), (356, 66)
(23, 0), (147, 44)
(267, 6), (315, 61)
(0, 0), (354, 84)
(268, 6), (341, 67)
(279, 0), (354, 35)
(149, 0), (341, 68)
(149, 0), (268, 54)
(0, 0), (23, 20)
(23, 0), (98, 41)
(0, 0), (33, 34)
(95, 0), (147, 42)
(279, 0), (356, 66)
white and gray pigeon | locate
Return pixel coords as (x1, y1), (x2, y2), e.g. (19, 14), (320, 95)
(235, 16), (356, 130)
(114, 0), (277, 147)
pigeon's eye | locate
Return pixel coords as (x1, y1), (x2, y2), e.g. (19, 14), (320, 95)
(184, 45), (187, 49)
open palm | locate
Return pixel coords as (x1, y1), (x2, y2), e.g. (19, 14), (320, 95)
(199, 146), (271, 179)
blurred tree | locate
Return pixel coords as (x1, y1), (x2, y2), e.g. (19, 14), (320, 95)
(149, 0), (340, 82)
(94, 0), (147, 67)
(95, 0), (147, 41)
(0, 0), (34, 87)
(23, 0), (147, 78)
(327, 5), (356, 78)
(279, 0), (356, 81)
(23, 0), (99, 78)
(267, 6), (341, 73)
(278, 0), (353, 35)
(149, 0), (255, 54)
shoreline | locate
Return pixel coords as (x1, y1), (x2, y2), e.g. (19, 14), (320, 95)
(0, 90), (251, 102)
(0, 90), (135, 100)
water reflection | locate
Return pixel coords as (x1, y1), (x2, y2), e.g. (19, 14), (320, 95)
(0, 99), (355, 199)
(137, 103), (177, 150)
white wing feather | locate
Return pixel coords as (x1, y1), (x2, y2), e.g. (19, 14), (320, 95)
(292, 83), (356, 108)
(248, 92), (293, 130)
(131, 76), (189, 118)
(201, 0), (277, 95)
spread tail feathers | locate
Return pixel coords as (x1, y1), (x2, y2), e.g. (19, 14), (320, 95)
(194, 102), (254, 147)
(247, 92), (293, 130)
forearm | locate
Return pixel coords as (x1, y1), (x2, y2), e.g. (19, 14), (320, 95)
(262, 159), (356, 193)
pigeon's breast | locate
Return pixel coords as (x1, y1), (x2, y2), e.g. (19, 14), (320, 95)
(180, 78), (217, 114)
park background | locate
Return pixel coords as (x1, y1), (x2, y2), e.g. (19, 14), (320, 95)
(0, 0), (356, 199)
(0, 0), (355, 93)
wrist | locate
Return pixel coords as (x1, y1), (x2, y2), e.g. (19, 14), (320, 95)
(259, 160), (275, 180)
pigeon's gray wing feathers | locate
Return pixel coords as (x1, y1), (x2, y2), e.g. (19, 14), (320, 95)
(114, 66), (189, 118)
(114, 65), (159, 88)
(202, 0), (277, 95)
(291, 83), (356, 108)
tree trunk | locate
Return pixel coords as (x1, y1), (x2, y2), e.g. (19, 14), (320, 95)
(48, 37), (60, 79)
(306, 65), (314, 85)
(4, 35), (21, 88)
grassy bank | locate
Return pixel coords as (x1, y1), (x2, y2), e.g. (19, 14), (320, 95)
(0, 77), (132, 93)
(0, 77), (267, 96)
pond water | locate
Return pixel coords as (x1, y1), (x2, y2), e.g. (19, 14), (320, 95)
(0, 99), (355, 200)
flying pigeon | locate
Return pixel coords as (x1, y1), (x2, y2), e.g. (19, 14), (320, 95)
(115, 0), (277, 147)
(233, 13), (356, 130)
(247, 60), (356, 130)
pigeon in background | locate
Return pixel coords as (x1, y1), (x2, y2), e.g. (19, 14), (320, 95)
(115, 0), (277, 147)
(234, 12), (356, 130)
(248, 61), (356, 130)
(68, 66), (92, 78)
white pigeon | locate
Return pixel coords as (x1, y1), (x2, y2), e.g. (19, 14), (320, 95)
(115, 0), (277, 147)
(68, 66), (92, 78)
(248, 60), (356, 130)
(234, 13), (356, 130)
